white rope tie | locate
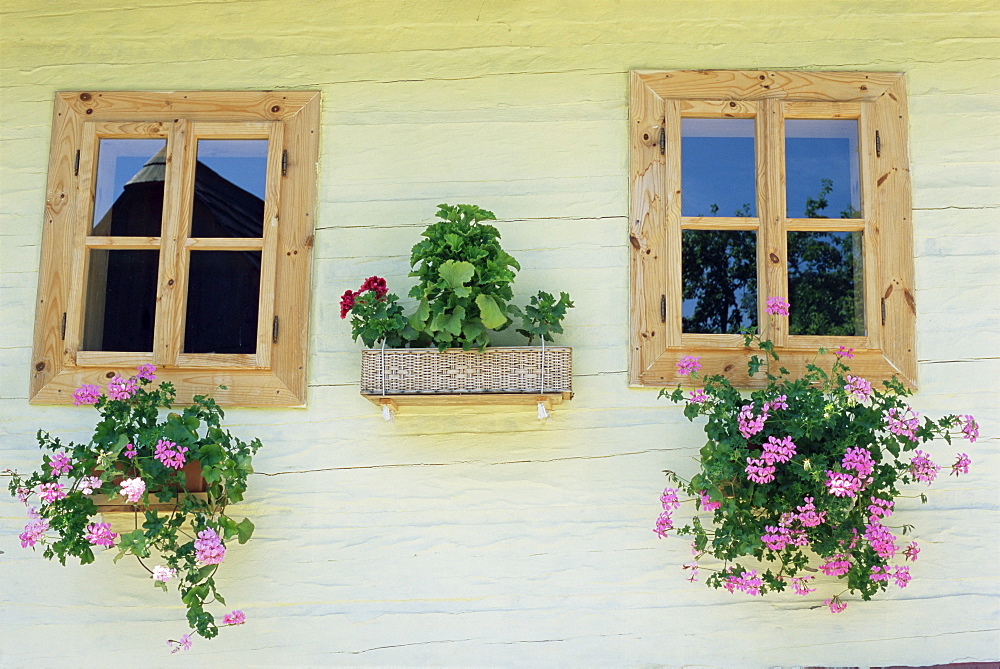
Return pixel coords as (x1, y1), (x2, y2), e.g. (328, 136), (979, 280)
(537, 338), (549, 420)
(380, 339), (393, 421)
(380, 338), (386, 397)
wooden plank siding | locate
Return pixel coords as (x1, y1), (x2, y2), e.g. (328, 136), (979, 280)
(0, 0), (997, 665)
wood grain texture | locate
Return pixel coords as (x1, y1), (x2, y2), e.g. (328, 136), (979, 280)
(629, 70), (915, 386)
(27, 92), (320, 406)
(2, 1), (997, 666)
(628, 72), (668, 383)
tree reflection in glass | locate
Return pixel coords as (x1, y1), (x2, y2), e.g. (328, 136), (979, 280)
(682, 229), (758, 334)
(788, 231), (864, 336)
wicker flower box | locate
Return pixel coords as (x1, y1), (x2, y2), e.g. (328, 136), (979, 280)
(360, 346), (572, 408)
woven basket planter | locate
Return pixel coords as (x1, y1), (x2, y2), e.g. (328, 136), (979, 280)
(360, 346), (572, 406)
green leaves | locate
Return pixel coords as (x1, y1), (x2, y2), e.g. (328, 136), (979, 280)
(7, 371), (264, 644)
(475, 294), (507, 330)
(513, 290), (574, 344)
(405, 204), (521, 350)
(438, 260), (475, 295)
(657, 327), (975, 602)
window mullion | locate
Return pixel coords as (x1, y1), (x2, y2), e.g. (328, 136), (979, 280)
(153, 119), (195, 366)
(756, 98), (788, 346)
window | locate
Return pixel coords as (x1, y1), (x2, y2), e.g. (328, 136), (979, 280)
(629, 71), (915, 388)
(30, 91), (320, 406)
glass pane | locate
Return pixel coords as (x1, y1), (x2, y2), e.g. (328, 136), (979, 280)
(190, 139), (268, 238)
(82, 250), (158, 351)
(682, 119), (756, 218)
(92, 139), (167, 236)
(184, 251), (261, 354)
(786, 120), (861, 219)
(788, 231), (865, 336)
(682, 230), (758, 334)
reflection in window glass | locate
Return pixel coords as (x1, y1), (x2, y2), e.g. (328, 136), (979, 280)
(788, 231), (865, 336)
(184, 251), (261, 354)
(786, 120), (861, 219)
(92, 139), (167, 236)
(682, 119), (756, 218)
(682, 230), (757, 334)
(82, 250), (159, 351)
(191, 140), (268, 238)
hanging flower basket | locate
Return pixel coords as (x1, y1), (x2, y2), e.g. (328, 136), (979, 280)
(360, 346), (572, 407)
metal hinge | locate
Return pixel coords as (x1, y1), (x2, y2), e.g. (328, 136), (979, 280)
(281, 150), (288, 176)
(272, 315), (279, 343)
(73, 150), (80, 176)
(660, 294), (666, 323)
(659, 123), (666, 156)
(875, 130), (881, 158)
(61, 312), (67, 340)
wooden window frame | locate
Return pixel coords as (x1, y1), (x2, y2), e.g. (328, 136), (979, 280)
(629, 70), (915, 388)
(30, 91), (320, 406)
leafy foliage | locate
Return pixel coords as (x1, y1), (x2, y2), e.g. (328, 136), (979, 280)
(656, 329), (976, 610)
(342, 204), (573, 350)
(407, 203), (520, 350)
(509, 290), (575, 343)
(7, 369), (260, 644)
(348, 289), (411, 348)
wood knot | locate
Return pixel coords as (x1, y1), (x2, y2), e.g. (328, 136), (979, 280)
(270, 105), (281, 113)
(629, 234), (641, 249)
(769, 252), (780, 264)
(35, 361), (45, 371)
(639, 125), (660, 147)
(105, 371), (116, 378)
(79, 93), (91, 101)
(724, 364), (734, 372)
(167, 278), (175, 286)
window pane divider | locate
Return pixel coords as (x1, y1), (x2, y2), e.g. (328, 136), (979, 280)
(756, 98), (787, 347)
(84, 236), (162, 248)
(680, 216), (760, 230)
(184, 237), (264, 250)
(154, 119), (194, 367)
(785, 218), (866, 232)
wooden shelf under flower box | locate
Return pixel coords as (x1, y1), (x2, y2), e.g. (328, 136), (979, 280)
(360, 346), (572, 412)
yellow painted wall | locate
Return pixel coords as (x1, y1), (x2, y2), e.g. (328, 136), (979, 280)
(1, 0), (997, 664)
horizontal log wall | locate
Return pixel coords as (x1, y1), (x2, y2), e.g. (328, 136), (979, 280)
(1, 0), (997, 664)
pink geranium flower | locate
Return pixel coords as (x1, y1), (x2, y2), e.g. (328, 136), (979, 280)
(765, 296), (789, 316)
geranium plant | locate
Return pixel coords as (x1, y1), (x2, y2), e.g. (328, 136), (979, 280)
(341, 203), (572, 350)
(655, 297), (978, 613)
(6, 365), (260, 652)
